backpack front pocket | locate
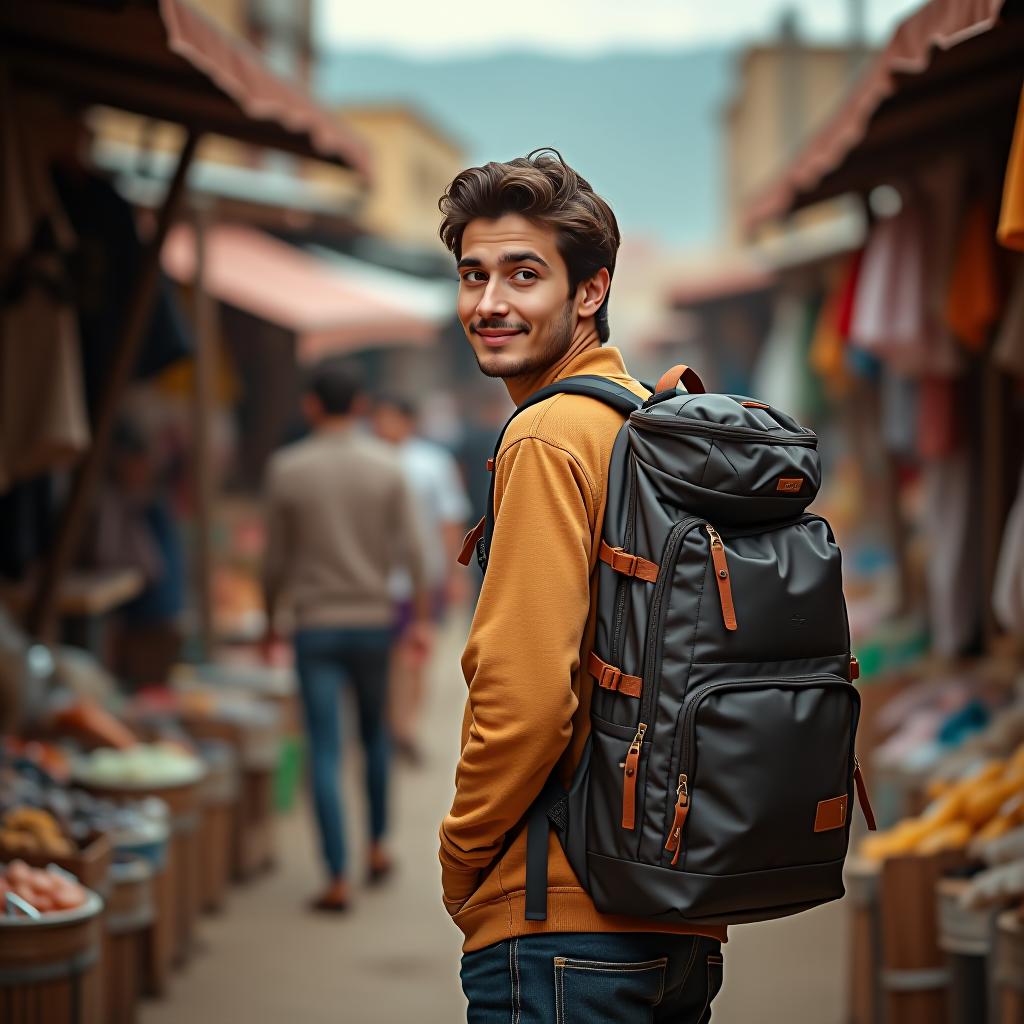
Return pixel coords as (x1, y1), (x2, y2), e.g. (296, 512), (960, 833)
(664, 675), (860, 874)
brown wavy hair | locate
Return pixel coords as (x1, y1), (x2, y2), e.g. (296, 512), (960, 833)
(438, 148), (620, 344)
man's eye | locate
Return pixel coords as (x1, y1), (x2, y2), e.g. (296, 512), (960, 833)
(462, 271), (486, 283)
(512, 269), (538, 282)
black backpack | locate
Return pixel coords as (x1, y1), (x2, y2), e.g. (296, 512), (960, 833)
(459, 364), (876, 927)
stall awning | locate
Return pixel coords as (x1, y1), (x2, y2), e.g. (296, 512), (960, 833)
(0, 0), (371, 174)
(162, 224), (438, 359)
(745, 0), (1024, 229)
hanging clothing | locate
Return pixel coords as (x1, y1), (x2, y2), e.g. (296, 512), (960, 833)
(849, 196), (931, 374)
(946, 201), (1001, 351)
(51, 166), (192, 418)
(809, 273), (851, 399)
(750, 293), (813, 419)
(0, 79), (89, 493)
(835, 249), (864, 340)
(993, 461), (1024, 636)
(993, 258), (1024, 379)
(998, 86), (1024, 251)
(880, 370), (919, 458)
(922, 445), (981, 657)
(917, 376), (961, 461)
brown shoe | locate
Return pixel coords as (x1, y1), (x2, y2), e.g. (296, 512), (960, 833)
(309, 879), (351, 912)
(367, 846), (394, 886)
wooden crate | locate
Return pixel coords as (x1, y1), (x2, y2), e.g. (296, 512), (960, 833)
(0, 890), (104, 1023)
(847, 856), (883, 1024)
(102, 855), (155, 1024)
(78, 775), (204, 984)
(993, 909), (1024, 1024)
(879, 851), (969, 1024)
(937, 876), (1000, 1024)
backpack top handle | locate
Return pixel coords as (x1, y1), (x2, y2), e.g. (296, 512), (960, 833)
(656, 364), (706, 395)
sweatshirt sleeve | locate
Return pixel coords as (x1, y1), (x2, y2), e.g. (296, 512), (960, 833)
(439, 435), (596, 912)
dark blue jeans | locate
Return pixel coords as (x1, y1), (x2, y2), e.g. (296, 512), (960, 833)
(461, 932), (724, 1023)
(293, 626), (394, 878)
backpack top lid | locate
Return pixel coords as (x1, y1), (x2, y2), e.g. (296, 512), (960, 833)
(628, 389), (821, 526)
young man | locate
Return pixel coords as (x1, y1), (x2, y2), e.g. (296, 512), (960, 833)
(262, 358), (432, 912)
(371, 393), (471, 763)
(438, 151), (727, 1021)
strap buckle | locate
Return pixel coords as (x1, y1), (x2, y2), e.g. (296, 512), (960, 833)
(599, 664), (622, 691)
(609, 547), (639, 577)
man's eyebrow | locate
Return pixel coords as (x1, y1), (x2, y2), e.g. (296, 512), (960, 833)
(455, 252), (550, 271)
(499, 251), (549, 269)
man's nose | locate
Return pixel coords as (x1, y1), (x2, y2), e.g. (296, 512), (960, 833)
(476, 279), (510, 319)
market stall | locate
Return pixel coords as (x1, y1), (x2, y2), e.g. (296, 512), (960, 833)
(744, 0), (1024, 1020)
(0, 2), (370, 1020)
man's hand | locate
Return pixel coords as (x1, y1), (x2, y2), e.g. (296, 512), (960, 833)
(260, 626), (281, 665)
(403, 620), (436, 668)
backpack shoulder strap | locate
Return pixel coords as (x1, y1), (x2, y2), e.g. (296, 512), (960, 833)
(478, 376), (644, 572)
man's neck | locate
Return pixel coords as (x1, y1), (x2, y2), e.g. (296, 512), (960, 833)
(314, 416), (356, 435)
(504, 331), (603, 407)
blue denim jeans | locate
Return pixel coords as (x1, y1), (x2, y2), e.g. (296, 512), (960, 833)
(293, 626), (394, 878)
(461, 932), (724, 1023)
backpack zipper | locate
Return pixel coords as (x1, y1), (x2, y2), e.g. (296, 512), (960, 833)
(663, 774), (689, 865)
(610, 460), (639, 664)
(631, 416), (818, 448)
(705, 525), (737, 631)
(621, 722), (647, 829)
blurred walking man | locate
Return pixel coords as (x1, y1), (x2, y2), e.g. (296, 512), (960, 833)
(372, 394), (471, 764)
(263, 358), (432, 912)
(438, 151), (726, 1020)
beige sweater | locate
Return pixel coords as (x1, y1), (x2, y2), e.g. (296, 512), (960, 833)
(263, 427), (426, 630)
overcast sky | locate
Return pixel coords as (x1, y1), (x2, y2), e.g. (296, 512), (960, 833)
(316, 0), (926, 54)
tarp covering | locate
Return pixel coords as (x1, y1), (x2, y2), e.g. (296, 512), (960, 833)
(162, 224), (437, 358)
(745, 0), (1022, 228)
(0, 0), (371, 174)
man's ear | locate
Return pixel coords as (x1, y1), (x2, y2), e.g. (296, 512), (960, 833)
(577, 267), (611, 321)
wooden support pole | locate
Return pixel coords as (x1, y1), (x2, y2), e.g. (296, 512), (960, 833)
(190, 200), (217, 661)
(27, 131), (200, 641)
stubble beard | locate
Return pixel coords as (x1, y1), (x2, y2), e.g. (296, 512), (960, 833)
(474, 300), (575, 381)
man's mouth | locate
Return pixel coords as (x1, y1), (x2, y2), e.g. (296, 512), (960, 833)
(473, 324), (527, 347)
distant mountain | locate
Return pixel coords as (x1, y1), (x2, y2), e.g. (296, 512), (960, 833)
(315, 48), (733, 248)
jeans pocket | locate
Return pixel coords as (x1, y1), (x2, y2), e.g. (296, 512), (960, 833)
(553, 956), (667, 1024)
(697, 952), (724, 1023)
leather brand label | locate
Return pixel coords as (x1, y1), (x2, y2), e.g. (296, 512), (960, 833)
(814, 795), (847, 832)
(777, 477), (804, 493)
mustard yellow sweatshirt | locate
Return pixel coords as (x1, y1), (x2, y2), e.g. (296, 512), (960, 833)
(439, 345), (729, 953)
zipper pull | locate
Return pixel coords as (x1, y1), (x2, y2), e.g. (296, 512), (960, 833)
(853, 755), (877, 831)
(621, 723), (647, 830)
(664, 774), (690, 865)
(705, 524), (737, 631)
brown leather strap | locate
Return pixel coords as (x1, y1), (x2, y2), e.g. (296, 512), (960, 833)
(655, 363), (706, 395)
(854, 760), (877, 831)
(486, 458), (494, 472)
(587, 651), (642, 699)
(741, 401), (770, 409)
(599, 540), (659, 583)
(457, 516), (485, 566)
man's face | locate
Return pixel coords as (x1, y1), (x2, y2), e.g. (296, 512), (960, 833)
(372, 404), (412, 444)
(456, 214), (576, 380)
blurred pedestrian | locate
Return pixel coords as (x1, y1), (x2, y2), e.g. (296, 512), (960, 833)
(371, 393), (471, 765)
(437, 151), (726, 1020)
(262, 358), (432, 912)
